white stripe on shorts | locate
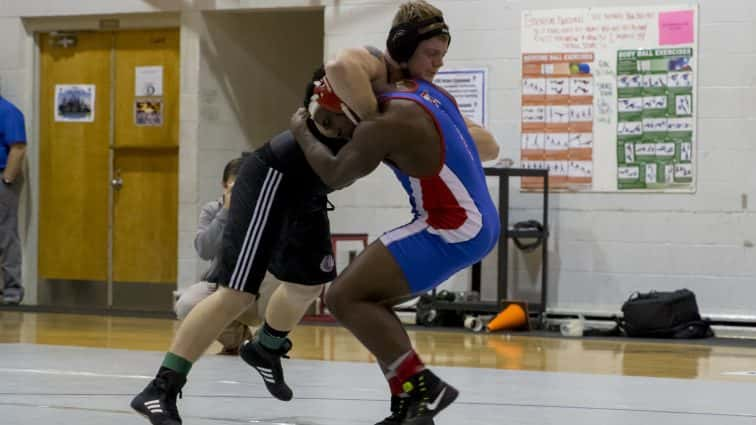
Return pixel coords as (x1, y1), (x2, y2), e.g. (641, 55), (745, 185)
(229, 168), (283, 291)
(379, 218), (428, 246)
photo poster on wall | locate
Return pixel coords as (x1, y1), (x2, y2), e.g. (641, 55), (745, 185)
(54, 84), (95, 123)
(135, 99), (163, 127)
(134, 66), (165, 127)
(433, 68), (487, 127)
(521, 5), (698, 192)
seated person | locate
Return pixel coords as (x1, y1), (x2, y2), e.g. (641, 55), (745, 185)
(174, 157), (282, 355)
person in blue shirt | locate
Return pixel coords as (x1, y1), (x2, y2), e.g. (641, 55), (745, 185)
(0, 94), (27, 305)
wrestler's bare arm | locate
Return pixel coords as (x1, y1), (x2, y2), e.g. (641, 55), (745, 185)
(291, 108), (392, 190)
(325, 47), (387, 121)
(292, 101), (434, 190)
(463, 116), (499, 161)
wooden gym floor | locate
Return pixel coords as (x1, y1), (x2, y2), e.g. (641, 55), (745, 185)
(1, 310), (756, 424)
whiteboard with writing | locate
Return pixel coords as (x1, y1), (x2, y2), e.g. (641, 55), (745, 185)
(521, 4), (698, 192)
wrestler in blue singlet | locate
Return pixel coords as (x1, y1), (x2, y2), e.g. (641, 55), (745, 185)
(378, 79), (500, 293)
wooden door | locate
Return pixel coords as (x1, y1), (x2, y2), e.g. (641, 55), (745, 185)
(112, 29), (179, 284)
(38, 32), (112, 281)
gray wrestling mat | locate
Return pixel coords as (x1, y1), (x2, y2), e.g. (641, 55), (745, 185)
(0, 344), (755, 424)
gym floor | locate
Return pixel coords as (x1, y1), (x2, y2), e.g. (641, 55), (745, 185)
(1, 310), (755, 424)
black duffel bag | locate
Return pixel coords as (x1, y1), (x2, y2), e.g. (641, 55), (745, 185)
(416, 291), (465, 328)
(620, 289), (713, 338)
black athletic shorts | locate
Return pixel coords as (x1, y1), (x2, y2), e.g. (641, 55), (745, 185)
(217, 145), (336, 294)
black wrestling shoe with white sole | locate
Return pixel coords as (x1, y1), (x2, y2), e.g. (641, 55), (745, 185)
(240, 338), (293, 401)
(130, 368), (185, 425)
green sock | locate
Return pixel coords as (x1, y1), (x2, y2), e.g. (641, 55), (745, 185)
(161, 352), (193, 376)
(258, 322), (289, 351)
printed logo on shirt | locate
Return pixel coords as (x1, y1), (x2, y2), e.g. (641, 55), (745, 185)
(420, 90), (442, 108)
(320, 254), (335, 272)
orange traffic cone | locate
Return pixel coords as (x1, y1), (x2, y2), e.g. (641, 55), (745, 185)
(487, 304), (528, 332)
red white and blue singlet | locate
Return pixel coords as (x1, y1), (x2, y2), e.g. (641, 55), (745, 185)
(378, 79), (500, 293)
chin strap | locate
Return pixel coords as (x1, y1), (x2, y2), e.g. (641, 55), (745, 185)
(340, 103), (361, 126)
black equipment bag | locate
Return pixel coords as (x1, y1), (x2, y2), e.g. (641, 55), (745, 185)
(620, 289), (713, 338)
(416, 291), (464, 328)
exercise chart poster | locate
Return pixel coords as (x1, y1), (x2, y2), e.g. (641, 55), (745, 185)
(521, 5), (698, 192)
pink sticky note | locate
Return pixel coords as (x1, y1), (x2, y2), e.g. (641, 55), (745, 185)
(659, 10), (695, 45)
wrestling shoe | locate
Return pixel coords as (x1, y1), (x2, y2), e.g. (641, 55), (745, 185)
(3, 288), (23, 305)
(375, 395), (435, 425)
(130, 368), (186, 425)
(240, 338), (293, 401)
(400, 370), (458, 425)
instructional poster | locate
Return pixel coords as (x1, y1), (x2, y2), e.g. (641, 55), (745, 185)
(433, 69), (487, 126)
(521, 53), (594, 190)
(616, 48), (693, 189)
(135, 66), (163, 96)
(521, 5), (698, 192)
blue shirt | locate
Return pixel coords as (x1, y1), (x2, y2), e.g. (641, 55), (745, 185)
(0, 96), (27, 169)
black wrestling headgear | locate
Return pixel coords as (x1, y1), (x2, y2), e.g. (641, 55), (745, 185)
(386, 15), (451, 64)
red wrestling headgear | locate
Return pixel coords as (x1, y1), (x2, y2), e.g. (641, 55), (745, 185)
(309, 77), (360, 125)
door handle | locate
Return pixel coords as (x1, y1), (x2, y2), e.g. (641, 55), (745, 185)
(111, 169), (123, 190)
